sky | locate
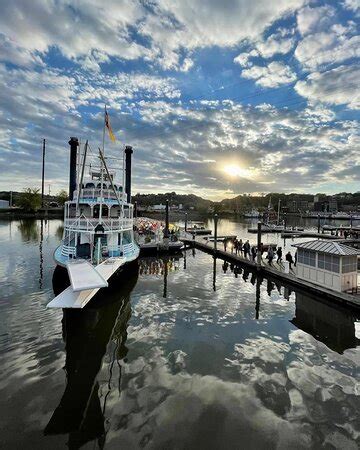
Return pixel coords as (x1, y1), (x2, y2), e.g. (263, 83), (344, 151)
(0, 0), (359, 200)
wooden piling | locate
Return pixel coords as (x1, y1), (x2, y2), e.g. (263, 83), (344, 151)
(214, 214), (218, 252)
(256, 221), (262, 269)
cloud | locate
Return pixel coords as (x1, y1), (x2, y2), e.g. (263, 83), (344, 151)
(296, 5), (336, 35)
(295, 32), (360, 70)
(234, 31), (295, 68)
(0, 0), (306, 71)
(343, 0), (360, 12)
(295, 65), (360, 109)
(241, 62), (297, 87)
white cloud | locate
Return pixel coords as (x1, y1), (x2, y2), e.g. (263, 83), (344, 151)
(234, 50), (259, 68)
(0, 0), (306, 71)
(234, 31), (295, 68)
(296, 5), (336, 36)
(295, 65), (360, 109)
(295, 31), (360, 70)
(255, 33), (295, 58)
(241, 61), (297, 87)
(343, 0), (360, 12)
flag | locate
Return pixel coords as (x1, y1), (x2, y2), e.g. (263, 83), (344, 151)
(105, 108), (116, 142)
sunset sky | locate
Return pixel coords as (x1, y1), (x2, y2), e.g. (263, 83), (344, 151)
(0, 0), (359, 199)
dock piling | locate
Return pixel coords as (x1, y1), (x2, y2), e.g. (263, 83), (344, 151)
(256, 221), (262, 269)
(214, 214), (218, 252)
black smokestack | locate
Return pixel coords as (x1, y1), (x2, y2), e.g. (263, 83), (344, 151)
(68, 137), (79, 200)
(125, 145), (133, 204)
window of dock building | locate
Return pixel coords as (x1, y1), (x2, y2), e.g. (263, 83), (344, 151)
(298, 249), (316, 267)
(342, 256), (357, 273)
(318, 253), (339, 273)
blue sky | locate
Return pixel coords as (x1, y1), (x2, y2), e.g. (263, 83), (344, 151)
(0, 0), (359, 200)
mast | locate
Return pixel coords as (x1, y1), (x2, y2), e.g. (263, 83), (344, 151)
(99, 106), (106, 223)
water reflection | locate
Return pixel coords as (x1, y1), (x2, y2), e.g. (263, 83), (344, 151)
(206, 250), (359, 354)
(45, 273), (138, 449)
(291, 293), (360, 354)
(17, 219), (40, 242)
(39, 219), (44, 289)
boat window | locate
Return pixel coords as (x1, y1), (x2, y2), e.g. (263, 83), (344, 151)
(97, 183), (107, 189)
(85, 182), (95, 189)
(318, 253), (325, 269)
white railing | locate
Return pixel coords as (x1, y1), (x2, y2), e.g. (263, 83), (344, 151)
(123, 243), (135, 255)
(64, 217), (133, 232)
(61, 245), (76, 257)
(73, 189), (127, 202)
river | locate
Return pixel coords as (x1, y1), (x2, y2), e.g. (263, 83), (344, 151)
(0, 218), (359, 449)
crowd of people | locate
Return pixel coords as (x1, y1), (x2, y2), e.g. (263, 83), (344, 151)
(222, 237), (296, 270)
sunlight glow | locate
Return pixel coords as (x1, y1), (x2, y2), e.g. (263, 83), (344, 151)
(223, 164), (251, 178)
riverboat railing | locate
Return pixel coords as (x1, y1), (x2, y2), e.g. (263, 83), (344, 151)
(64, 217), (133, 232)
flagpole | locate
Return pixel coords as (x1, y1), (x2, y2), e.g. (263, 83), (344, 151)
(99, 105), (106, 223)
(102, 104), (106, 155)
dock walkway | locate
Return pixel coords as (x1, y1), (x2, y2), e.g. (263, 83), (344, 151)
(181, 234), (360, 309)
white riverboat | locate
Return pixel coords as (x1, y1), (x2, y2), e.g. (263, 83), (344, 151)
(48, 114), (139, 308)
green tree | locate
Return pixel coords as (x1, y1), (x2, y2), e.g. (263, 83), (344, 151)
(57, 189), (68, 205)
(18, 188), (41, 212)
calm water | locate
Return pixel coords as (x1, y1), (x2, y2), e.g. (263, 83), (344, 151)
(0, 218), (359, 450)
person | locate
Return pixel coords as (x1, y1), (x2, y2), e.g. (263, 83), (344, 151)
(243, 241), (249, 258)
(258, 242), (264, 258)
(251, 245), (257, 261)
(267, 246), (274, 266)
(238, 239), (243, 256)
(224, 238), (228, 252)
(234, 238), (238, 255)
(294, 251), (297, 267)
(286, 251), (294, 270)
(276, 246), (282, 264)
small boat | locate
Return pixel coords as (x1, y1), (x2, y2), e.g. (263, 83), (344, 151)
(186, 221), (212, 235)
(48, 112), (140, 309)
(244, 209), (261, 218)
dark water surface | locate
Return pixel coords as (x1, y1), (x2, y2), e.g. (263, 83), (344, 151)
(0, 219), (359, 449)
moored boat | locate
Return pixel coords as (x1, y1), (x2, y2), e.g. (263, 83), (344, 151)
(48, 111), (139, 309)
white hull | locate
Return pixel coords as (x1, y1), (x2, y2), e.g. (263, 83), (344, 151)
(49, 244), (139, 308)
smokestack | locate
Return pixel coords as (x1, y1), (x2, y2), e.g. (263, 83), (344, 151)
(68, 137), (79, 200)
(125, 145), (133, 204)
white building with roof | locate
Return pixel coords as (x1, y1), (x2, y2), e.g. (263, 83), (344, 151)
(0, 199), (9, 208)
(292, 240), (359, 293)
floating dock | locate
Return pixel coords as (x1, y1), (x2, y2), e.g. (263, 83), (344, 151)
(181, 235), (360, 309)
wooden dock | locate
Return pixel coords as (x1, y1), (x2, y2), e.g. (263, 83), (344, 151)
(281, 231), (339, 239)
(181, 235), (360, 309)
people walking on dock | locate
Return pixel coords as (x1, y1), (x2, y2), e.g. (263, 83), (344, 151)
(243, 240), (250, 259)
(238, 239), (243, 256)
(251, 245), (257, 261)
(276, 247), (282, 264)
(286, 251), (294, 270)
(267, 246), (274, 266)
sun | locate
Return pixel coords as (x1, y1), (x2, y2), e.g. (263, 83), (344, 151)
(223, 164), (250, 178)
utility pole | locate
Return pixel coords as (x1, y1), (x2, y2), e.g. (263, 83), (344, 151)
(41, 139), (46, 208)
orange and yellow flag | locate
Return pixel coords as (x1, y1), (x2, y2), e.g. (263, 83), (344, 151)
(105, 108), (116, 142)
